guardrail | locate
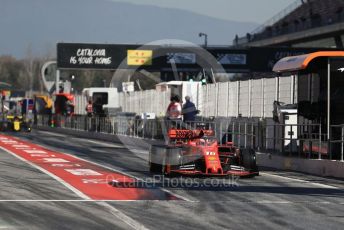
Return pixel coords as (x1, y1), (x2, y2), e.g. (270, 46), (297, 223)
(37, 114), (164, 140)
(330, 124), (344, 162)
(219, 121), (328, 158)
(36, 114), (344, 162)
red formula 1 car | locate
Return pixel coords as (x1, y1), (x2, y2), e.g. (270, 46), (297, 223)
(149, 126), (259, 177)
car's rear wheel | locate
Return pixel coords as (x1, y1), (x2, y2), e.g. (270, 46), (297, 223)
(149, 145), (166, 173)
(149, 162), (162, 173)
(241, 148), (258, 171)
(167, 147), (182, 168)
(164, 147), (182, 176)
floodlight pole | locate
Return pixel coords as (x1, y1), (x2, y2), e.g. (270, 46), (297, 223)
(56, 69), (60, 95)
(199, 32), (208, 48)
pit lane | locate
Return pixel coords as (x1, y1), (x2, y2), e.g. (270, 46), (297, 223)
(0, 130), (343, 230)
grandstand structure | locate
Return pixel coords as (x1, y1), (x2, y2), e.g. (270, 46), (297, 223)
(234, 0), (344, 48)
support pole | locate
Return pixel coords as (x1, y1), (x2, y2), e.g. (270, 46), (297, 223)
(56, 69), (60, 95)
(327, 58), (331, 159)
(341, 126), (344, 162)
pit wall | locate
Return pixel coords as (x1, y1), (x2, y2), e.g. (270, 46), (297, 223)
(257, 152), (344, 179)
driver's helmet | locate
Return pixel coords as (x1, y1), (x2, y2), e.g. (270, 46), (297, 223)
(196, 122), (206, 129)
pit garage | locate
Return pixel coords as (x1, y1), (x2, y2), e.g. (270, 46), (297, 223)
(273, 51), (344, 160)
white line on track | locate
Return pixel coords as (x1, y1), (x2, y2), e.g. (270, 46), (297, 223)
(37, 130), (67, 138)
(11, 131), (191, 201)
(0, 146), (90, 200)
(79, 138), (149, 154)
(0, 200), (343, 205)
(0, 200), (182, 202)
(72, 138), (124, 148)
(38, 130), (150, 154)
(0, 145), (149, 230)
(98, 201), (149, 230)
(38, 130), (123, 148)
(89, 148), (111, 153)
(58, 148), (194, 202)
(260, 172), (339, 189)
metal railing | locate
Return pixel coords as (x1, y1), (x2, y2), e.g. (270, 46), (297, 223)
(330, 124), (344, 162)
(217, 121), (327, 159)
(251, 0), (303, 35)
(37, 114), (165, 140)
(238, 0), (344, 44)
(36, 114), (344, 161)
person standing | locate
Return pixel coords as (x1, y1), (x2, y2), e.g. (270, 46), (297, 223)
(166, 95), (182, 120)
(85, 100), (93, 117)
(166, 95), (182, 129)
(182, 96), (197, 122)
(85, 99), (94, 131)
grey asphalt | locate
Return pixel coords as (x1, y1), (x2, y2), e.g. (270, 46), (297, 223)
(0, 129), (343, 230)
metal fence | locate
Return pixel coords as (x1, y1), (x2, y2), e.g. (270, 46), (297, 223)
(37, 114), (164, 140)
(36, 114), (344, 161)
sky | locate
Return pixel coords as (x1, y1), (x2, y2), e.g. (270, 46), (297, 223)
(110, 0), (297, 24)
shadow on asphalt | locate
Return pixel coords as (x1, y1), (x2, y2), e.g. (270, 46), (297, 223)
(109, 179), (344, 198)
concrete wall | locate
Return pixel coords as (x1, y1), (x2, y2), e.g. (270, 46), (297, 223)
(118, 89), (171, 116)
(251, 79), (263, 117)
(257, 152), (344, 179)
(263, 78), (277, 118)
(74, 94), (86, 115)
(200, 76), (296, 119)
(239, 80), (249, 117)
(74, 76), (297, 119)
(217, 82), (229, 117)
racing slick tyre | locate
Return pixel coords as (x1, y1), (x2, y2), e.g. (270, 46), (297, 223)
(166, 147), (182, 168)
(149, 145), (166, 173)
(164, 147), (182, 176)
(0, 121), (9, 131)
(149, 162), (162, 173)
(22, 122), (32, 132)
(241, 148), (258, 172)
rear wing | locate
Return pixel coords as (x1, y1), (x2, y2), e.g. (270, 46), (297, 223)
(168, 129), (215, 140)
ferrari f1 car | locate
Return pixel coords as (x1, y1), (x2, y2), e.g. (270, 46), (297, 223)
(149, 125), (259, 177)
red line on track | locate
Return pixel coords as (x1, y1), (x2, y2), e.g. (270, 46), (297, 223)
(0, 134), (178, 201)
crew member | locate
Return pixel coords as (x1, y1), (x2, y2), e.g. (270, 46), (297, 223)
(85, 100), (93, 117)
(182, 96), (198, 122)
(166, 95), (182, 120)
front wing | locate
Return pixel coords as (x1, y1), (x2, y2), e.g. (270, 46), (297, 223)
(170, 168), (259, 177)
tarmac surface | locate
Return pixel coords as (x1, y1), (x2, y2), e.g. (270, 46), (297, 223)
(0, 129), (343, 230)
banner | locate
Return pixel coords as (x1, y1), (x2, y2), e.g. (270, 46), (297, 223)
(166, 53), (196, 64)
(127, 50), (153, 66)
(216, 53), (246, 65)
